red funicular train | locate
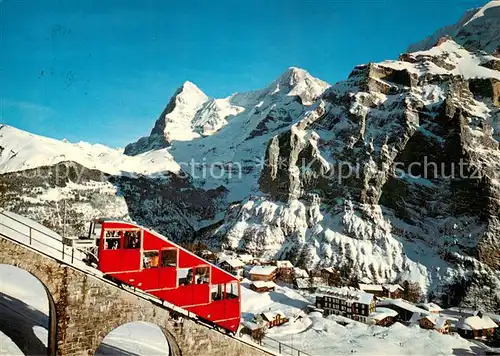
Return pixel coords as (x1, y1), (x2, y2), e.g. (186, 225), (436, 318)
(88, 218), (241, 333)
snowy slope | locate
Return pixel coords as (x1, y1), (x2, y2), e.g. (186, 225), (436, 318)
(388, 40), (500, 80)
(0, 124), (181, 176)
(408, 1), (500, 54)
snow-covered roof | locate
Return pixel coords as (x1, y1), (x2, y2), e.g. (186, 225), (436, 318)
(457, 315), (499, 331)
(359, 284), (383, 292)
(238, 254), (254, 263)
(417, 302), (442, 312)
(222, 258), (245, 269)
(382, 284), (404, 292)
(316, 286), (374, 305)
(435, 317), (450, 330)
(368, 307), (398, 321)
(276, 260), (294, 268)
(261, 310), (286, 321)
(377, 299), (430, 315)
(250, 265), (277, 276)
(321, 267), (336, 274)
(251, 281), (276, 289)
(294, 268), (309, 278)
(410, 311), (422, 324)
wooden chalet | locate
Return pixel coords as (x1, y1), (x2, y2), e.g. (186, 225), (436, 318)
(249, 265), (277, 282)
(220, 258), (245, 279)
(250, 280), (276, 293)
(367, 307), (398, 327)
(377, 299), (429, 322)
(419, 315), (450, 334)
(457, 315), (498, 339)
(260, 310), (289, 328)
(359, 283), (404, 299)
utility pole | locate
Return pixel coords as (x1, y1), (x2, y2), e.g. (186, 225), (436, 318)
(63, 199), (66, 238)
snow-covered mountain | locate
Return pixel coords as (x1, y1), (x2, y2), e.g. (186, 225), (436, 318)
(213, 39), (500, 309)
(1, 4), (499, 312)
(124, 67), (329, 157)
(408, 1), (500, 54)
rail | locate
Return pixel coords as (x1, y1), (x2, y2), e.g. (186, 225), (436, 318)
(261, 336), (310, 356)
(0, 210), (278, 355)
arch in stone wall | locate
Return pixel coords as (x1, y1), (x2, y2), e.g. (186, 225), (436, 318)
(0, 263), (58, 356)
(94, 321), (181, 356)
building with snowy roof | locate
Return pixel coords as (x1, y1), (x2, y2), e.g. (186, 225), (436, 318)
(377, 299), (430, 322)
(417, 302), (443, 314)
(367, 307), (398, 326)
(259, 310), (289, 328)
(276, 260), (294, 269)
(293, 267), (309, 278)
(359, 283), (404, 299)
(457, 315), (498, 339)
(315, 286), (376, 323)
(250, 280), (277, 293)
(249, 265), (277, 282)
(219, 258), (245, 279)
(419, 314), (451, 334)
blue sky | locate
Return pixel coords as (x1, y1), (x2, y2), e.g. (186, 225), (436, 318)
(1, 0), (487, 147)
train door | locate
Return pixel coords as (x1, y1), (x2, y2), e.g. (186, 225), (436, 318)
(140, 250), (160, 291)
(176, 267), (195, 306)
(121, 229), (141, 271)
(99, 229), (122, 273)
(192, 265), (210, 305)
(158, 247), (177, 289)
(224, 281), (240, 321)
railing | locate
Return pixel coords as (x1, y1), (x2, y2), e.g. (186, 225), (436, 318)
(0, 211), (87, 266)
(261, 336), (310, 356)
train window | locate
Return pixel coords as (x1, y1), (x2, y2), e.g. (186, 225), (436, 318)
(124, 230), (141, 249)
(104, 230), (121, 250)
(195, 267), (209, 284)
(161, 248), (177, 267)
(225, 282), (239, 300)
(143, 251), (159, 268)
(178, 268), (193, 286)
(211, 284), (223, 301)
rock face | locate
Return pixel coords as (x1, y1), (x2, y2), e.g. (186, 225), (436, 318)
(217, 40), (500, 311)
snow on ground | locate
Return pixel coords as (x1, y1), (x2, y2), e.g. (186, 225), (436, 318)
(0, 264), (49, 315)
(0, 210), (90, 269)
(273, 312), (478, 356)
(0, 264), (50, 356)
(382, 40), (500, 81)
(240, 282), (479, 356)
(95, 322), (170, 356)
(0, 331), (23, 356)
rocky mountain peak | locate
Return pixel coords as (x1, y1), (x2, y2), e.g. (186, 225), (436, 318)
(266, 67), (330, 105)
(124, 81), (209, 155)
